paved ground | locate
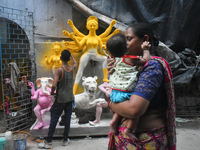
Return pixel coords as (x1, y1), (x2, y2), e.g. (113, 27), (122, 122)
(23, 117), (200, 150)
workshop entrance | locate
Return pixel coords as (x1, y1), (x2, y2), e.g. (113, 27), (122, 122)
(0, 6), (36, 131)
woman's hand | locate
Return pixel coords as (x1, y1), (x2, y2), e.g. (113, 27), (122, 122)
(107, 59), (116, 75)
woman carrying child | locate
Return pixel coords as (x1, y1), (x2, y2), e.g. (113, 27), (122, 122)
(108, 23), (176, 150)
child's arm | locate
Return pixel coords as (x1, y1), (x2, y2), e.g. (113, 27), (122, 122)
(135, 41), (151, 66)
(141, 41), (151, 62)
(142, 50), (151, 62)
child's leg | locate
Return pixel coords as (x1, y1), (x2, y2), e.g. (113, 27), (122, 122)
(124, 119), (139, 141)
(110, 113), (122, 135)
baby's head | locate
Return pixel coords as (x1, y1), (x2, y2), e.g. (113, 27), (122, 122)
(60, 50), (71, 62)
(106, 33), (127, 57)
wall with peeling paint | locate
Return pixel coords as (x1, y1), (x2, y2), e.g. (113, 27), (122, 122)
(0, 0), (106, 90)
(1, 0), (73, 42)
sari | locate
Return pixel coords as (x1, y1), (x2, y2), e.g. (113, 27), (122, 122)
(108, 56), (176, 150)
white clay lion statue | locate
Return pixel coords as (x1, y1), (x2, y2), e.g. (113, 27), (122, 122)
(74, 76), (106, 110)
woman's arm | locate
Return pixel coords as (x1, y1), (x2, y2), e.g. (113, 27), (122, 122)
(109, 94), (150, 119)
(109, 59), (164, 119)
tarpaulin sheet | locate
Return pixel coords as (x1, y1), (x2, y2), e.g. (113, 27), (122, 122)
(75, 0), (200, 51)
(66, 0), (200, 87)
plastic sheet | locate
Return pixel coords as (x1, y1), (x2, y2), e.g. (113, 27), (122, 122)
(71, 0), (200, 51)
(66, 0), (200, 87)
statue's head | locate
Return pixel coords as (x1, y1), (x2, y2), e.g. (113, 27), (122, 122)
(86, 16), (98, 31)
(53, 42), (62, 52)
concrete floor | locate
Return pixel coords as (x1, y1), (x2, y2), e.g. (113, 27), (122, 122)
(1, 110), (200, 150)
(30, 112), (112, 138)
(24, 117), (200, 150)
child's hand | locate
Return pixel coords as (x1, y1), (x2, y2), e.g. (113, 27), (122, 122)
(141, 41), (151, 50)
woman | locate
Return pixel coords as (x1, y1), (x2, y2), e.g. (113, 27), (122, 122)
(108, 23), (176, 150)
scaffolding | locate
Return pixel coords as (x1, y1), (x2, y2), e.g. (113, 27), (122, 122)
(0, 6), (36, 131)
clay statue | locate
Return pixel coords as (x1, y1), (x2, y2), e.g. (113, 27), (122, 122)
(45, 42), (62, 75)
(74, 76), (106, 110)
(28, 77), (53, 129)
(89, 81), (112, 125)
(63, 16), (119, 94)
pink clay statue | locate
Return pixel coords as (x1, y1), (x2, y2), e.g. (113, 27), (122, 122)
(28, 77), (53, 129)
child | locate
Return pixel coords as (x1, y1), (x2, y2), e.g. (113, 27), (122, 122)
(106, 33), (151, 140)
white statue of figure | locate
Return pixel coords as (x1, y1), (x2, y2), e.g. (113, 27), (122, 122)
(89, 81), (112, 125)
(74, 76), (106, 110)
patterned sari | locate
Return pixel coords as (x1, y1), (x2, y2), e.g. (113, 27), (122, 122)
(108, 56), (176, 150)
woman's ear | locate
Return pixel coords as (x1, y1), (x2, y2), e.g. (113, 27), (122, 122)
(143, 35), (149, 42)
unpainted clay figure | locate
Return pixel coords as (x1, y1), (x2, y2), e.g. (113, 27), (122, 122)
(89, 81), (112, 125)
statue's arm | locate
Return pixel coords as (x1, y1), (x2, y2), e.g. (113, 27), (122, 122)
(68, 19), (85, 37)
(98, 37), (104, 53)
(71, 33), (86, 49)
(31, 90), (39, 100)
(63, 30), (86, 49)
(45, 55), (53, 65)
(99, 19), (116, 38)
(63, 30), (73, 38)
(28, 82), (35, 96)
(101, 29), (120, 42)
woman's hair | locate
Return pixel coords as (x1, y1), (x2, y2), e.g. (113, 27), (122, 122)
(60, 50), (71, 61)
(106, 33), (127, 57)
(128, 23), (159, 47)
